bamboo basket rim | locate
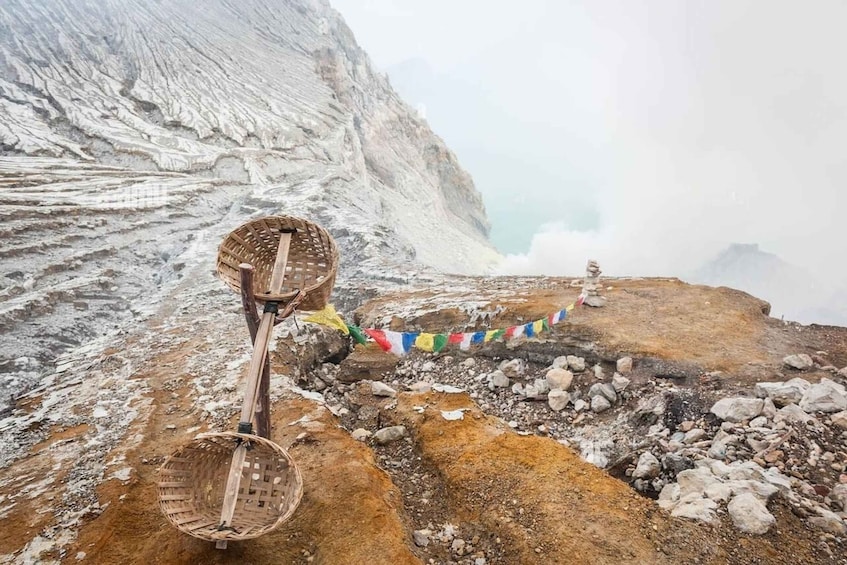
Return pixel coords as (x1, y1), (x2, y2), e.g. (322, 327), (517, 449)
(158, 431), (303, 542)
(215, 215), (338, 309)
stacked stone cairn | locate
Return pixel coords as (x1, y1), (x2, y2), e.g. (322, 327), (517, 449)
(581, 260), (607, 307)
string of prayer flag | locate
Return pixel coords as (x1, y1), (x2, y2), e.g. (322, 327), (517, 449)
(305, 299), (583, 356)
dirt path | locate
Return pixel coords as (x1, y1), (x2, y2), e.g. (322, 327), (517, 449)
(66, 350), (419, 564)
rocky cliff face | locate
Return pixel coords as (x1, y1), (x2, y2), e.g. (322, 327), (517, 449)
(0, 0), (493, 263)
(0, 0), (498, 409)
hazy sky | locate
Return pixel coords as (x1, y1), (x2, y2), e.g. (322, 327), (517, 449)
(331, 1), (846, 288)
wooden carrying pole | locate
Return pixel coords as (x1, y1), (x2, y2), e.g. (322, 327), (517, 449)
(238, 264), (270, 439)
(216, 230), (293, 549)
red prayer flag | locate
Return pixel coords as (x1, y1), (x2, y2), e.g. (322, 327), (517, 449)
(448, 332), (464, 344)
(364, 329), (391, 352)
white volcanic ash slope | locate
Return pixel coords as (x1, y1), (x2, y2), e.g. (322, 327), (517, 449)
(0, 0), (500, 409)
(0, 0), (497, 275)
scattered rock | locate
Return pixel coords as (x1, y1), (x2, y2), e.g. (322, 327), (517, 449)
(633, 451), (661, 479)
(830, 484), (847, 510)
(588, 382), (617, 403)
(748, 416), (768, 428)
(633, 394), (665, 425)
(783, 353), (814, 370)
(351, 428), (371, 441)
(551, 356), (569, 370)
(683, 428), (706, 444)
(763, 450), (783, 464)
(460, 358), (476, 368)
(611, 373), (630, 393)
(546, 368), (574, 391)
(710, 397), (764, 422)
(409, 381), (432, 393)
(799, 379), (847, 413)
(548, 389), (569, 412)
(451, 538), (466, 555)
(808, 508), (847, 535)
(616, 357), (633, 374)
(754, 378), (810, 407)
(532, 378), (550, 396)
(662, 454), (694, 475)
(338, 347), (400, 383)
(374, 425), (407, 445)
(499, 358), (526, 378)
(566, 355), (586, 372)
(573, 399), (588, 412)
(591, 395), (612, 413)
(727, 492), (775, 535)
(593, 364), (605, 379)
(371, 381), (397, 397)
(489, 370), (510, 388)
(775, 403), (817, 425)
(831, 411), (847, 429)
(421, 361), (436, 372)
(671, 496), (718, 523)
(413, 529), (431, 547)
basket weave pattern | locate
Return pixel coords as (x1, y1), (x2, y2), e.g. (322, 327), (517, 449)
(158, 432), (303, 542)
(216, 215), (338, 310)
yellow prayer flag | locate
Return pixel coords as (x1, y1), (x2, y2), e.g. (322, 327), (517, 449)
(484, 330), (497, 342)
(303, 304), (349, 335)
(532, 319), (544, 335)
(566, 303), (575, 312)
(415, 333), (435, 352)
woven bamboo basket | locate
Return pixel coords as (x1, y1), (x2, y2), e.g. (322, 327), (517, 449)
(158, 432), (303, 542)
(216, 216), (338, 311)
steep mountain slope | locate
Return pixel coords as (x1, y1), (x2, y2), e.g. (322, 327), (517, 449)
(0, 0), (494, 267)
(690, 243), (847, 326)
(0, 0), (499, 409)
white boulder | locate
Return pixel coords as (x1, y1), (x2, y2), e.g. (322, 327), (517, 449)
(799, 378), (847, 413)
(710, 397), (764, 422)
(591, 395), (612, 413)
(611, 373), (631, 392)
(489, 370), (510, 388)
(371, 381), (397, 397)
(546, 368), (574, 391)
(548, 389), (569, 411)
(754, 378), (810, 407)
(783, 353), (813, 370)
(671, 496), (718, 523)
(633, 452), (661, 479)
(727, 492), (775, 534)
(499, 358), (526, 378)
(566, 355), (586, 372)
(830, 411), (847, 429)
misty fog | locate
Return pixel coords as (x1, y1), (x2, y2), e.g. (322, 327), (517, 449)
(332, 0), (846, 326)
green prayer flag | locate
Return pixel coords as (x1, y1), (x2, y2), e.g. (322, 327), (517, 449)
(433, 334), (448, 352)
(347, 325), (368, 345)
(492, 329), (506, 341)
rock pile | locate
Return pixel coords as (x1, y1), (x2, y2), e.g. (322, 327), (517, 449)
(580, 260), (607, 308)
(652, 372), (847, 537)
(309, 344), (847, 543)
